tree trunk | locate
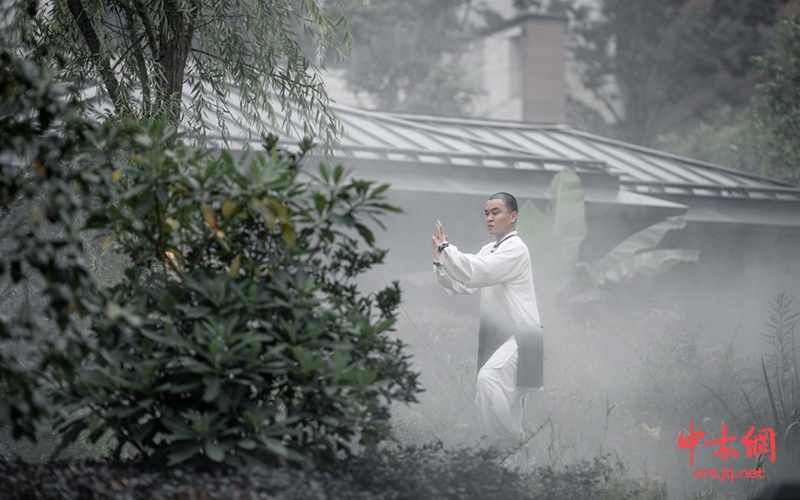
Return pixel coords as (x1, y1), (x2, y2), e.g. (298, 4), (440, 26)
(156, 0), (194, 126)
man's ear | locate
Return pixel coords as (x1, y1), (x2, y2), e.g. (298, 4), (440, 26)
(511, 211), (518, 223)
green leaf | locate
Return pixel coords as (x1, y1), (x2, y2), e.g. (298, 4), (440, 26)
(161, 417), (197, 439)
(590, 218), (688, 278)
(260, 437), (291, 458)
(167, 444), (201, 466)
(238, 439), (257, 450)
(545, 170), (586, 269)
(333, 164), (344, 184)
(602, 249), (699, 285)
(373, 317), (396, 334)
(312, 191), (327, 217)
(202, 376), (221, 402)
(517, 200), (563, 275)
(205, 441), (226, 462)
(354, 223), (374, 246)
(134, 195), (157, 219)
(318, 163), (329, 182)
(52, 421), (87, 460)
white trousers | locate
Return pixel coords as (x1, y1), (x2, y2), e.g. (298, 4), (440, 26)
(475, 336), (530, 446)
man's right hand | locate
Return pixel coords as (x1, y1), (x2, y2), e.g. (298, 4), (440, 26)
(432, 220), (449, 262)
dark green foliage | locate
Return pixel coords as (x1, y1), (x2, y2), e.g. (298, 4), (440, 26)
(0, 45), (420, 469)
(657, 106), (767, 176)
(0, 44), (99, 443)
(61, 131), (419, 469)
(0, 456), (382, 500)
(526, 457), (616, 499)
(346, 442), (531, 498)
(752, 15), (800, 184)
(659, 16), (800, 184)
(0, 445), (617, 500)
(4, 0), (350, 151)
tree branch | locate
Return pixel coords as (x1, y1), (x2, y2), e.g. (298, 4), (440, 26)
(593, 87), (624, 125)
(185, 0), (200, 55)
(66, 0), (121, 106)
(132, 35), (151, 117)
(134, 0), (159, 62)
(109, 32), (146, 73)
(190, 48), (323, 90)
(123, 7), (151, 118)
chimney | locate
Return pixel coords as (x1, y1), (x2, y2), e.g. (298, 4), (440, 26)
(519, 14), (567, 123)
(471, 13), (567, 123)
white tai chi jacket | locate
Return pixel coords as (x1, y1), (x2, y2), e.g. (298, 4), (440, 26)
(434, 231), (544, 388)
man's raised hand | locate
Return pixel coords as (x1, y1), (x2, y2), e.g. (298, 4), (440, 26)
(432, 220), (449, 261)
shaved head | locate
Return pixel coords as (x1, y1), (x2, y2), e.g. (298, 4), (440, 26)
(488, 192), (518, 214)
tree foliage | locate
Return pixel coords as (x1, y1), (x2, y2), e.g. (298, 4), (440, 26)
(516, 0), (790, 146)
(0, 45), (420, 469)
(339, 0), (478, 116)
(752, 15), (800, 184)
(4, 0), (353, 150)
(659, 16), (800, 185)
(657, 106), (767, 177)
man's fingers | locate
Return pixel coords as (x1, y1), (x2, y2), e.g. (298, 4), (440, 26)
(437, 221), (446, 239)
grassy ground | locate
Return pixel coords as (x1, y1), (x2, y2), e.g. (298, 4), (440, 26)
(389, 294), (797, 500)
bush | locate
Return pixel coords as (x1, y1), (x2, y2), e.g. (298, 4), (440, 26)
(0, 443), (618, 500)
(0, 46), (420, 469)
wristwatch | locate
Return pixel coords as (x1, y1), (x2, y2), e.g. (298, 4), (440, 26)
(437, 242), (450, 253)
(433, 261), (442, 267)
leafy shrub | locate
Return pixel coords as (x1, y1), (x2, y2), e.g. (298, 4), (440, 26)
(0, 45), (99, 442)
(0, 46), (420, 469)
(0, 444), (618, 500)
(0, 456), (382, 500)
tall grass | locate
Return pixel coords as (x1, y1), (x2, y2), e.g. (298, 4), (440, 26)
(391, 288), (777, 499)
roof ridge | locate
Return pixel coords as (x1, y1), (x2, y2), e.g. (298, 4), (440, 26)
(562, 128), (799, 188)
(365, 107), (799, 189)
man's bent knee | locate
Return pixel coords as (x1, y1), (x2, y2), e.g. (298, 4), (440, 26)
(476, 368), (500, 389)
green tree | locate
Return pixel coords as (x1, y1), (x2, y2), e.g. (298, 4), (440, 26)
(4, 0), (353, 150)
(753, 15), (800, 184)
(657, 106), (767, 177)
(339, 0), (478, 115)
(659, 16), (800, 184)
(516, 0), (790, 146)
(0, 41), (420, 468)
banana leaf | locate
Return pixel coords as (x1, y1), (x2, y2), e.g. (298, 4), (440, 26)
(590, 217), (688, 278)
(545, 170), (586, 270)
(601, 248), (699, 285)
(517, 200), (565, 275)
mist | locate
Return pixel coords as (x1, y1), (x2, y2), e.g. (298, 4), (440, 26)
(351, 193), (798, 499)
(317, 1), (800, 496)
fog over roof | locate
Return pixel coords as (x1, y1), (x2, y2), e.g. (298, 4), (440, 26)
(81, 85), (800, 227)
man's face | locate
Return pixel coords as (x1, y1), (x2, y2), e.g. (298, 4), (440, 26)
(485, 199), (517, 237)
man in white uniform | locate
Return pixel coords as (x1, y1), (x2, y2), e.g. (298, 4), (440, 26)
(432, 192), (543, 446)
